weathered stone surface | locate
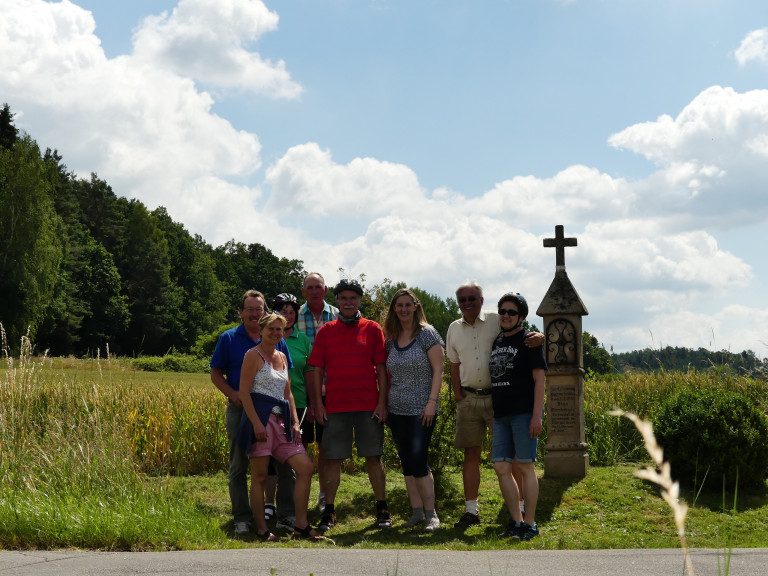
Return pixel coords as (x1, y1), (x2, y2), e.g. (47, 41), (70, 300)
(539, 225), (589, 478)
(536, 270), (588, 316)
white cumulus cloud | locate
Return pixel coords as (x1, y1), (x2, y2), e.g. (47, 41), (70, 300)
(734, 28), (768, 67)
(3, 1), (768, 355)
(132, 0), (301, 97)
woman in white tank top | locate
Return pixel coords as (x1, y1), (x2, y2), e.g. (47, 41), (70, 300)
(239, 313), (321, 541)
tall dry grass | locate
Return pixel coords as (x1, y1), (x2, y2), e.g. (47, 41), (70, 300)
(0, 326), (226, 549)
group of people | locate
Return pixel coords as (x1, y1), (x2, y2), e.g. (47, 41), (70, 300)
(210, 273), (547, 542)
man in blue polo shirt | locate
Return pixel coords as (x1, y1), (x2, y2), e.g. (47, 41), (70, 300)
(210, 289), (294, 535)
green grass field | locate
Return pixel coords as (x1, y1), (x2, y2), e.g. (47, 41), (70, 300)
(1, 345), (766, 551)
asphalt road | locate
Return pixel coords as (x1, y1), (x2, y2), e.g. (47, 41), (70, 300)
(2, 548), (767, 576)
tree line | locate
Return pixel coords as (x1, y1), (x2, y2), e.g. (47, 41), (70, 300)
(611, 346), (767, 376)
(5, 103), (761, 376)
(0, 104), (462, 358)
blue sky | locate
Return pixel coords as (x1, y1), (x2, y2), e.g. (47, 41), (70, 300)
(3, 0), (768, 354)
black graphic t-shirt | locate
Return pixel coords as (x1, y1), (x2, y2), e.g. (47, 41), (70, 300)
(489, 329), (547, 418)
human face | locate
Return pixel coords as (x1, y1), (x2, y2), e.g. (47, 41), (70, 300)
(394, 294), (416, 325)
(239, 296), (265, 331)
(457, 287), (483, 322)
(263, 319), (285, 345)
(498, 305), (520, 332)
(336, 290), (361, 318)
(279, 304), (296, 329)
(302, 274), (328, 308)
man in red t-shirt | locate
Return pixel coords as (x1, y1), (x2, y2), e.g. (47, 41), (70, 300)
(308, 279), (391, 531)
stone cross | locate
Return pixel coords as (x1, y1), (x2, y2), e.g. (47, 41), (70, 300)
(536, 224), (589, 478)
(543, 224), (577, 270)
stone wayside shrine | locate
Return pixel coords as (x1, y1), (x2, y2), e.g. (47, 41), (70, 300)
(537, 225), (590, 477)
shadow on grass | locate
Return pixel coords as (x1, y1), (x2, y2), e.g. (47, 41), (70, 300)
(681, 478), (768, 513)
(535, 474), (582, 524)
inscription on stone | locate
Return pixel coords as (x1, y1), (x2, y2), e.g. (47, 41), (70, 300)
(548, 384), (578, 435)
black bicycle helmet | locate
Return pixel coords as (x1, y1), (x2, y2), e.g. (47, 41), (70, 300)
(272, 292), (300, 313)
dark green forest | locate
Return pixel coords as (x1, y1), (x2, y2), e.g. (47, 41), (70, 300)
(2, 104), (765, 376)
(0, 104), (460, 357)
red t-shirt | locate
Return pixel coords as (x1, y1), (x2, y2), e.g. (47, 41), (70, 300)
(308, 317), (387, 413)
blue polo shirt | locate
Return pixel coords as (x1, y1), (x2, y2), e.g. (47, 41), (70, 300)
(210, 323), (293, 391)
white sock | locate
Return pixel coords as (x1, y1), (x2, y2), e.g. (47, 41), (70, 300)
(465, 500), (479, 515)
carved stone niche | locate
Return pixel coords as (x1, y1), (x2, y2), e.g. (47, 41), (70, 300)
(537, 268), (589, 478)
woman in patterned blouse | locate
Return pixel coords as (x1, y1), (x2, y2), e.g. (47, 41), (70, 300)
(383, 288), (445, 532)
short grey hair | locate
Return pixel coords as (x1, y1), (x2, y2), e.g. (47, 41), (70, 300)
(455, 282), (483, 298)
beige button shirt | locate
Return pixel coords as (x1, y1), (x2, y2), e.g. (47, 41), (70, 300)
(446, 311), (501, 389)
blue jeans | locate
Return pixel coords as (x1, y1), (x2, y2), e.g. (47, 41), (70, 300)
(388, 413), (435, 478)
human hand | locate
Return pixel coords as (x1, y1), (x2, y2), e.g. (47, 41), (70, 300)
(253, 422), (267, 442)
(372, 403), (388, 424)
(529, 415), (543, 438)
(229, 391), (243, 407)
(525, 332), (546, 348)
(421, 402), (436, 426)
(315, 404), (328, 425)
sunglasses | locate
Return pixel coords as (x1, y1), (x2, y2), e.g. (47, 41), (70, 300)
(498, 309), (519, 316)
(458, 296), (478, 304)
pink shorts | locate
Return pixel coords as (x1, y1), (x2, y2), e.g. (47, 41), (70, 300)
(247, 413), (307, 463)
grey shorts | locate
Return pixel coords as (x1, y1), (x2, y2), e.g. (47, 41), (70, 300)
(322, 411), (384, 460)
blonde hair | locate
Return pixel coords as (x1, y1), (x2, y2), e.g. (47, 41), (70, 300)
(258, 312), (286, 332)
(383, 288), (429, 340)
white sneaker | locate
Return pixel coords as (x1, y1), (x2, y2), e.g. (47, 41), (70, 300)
(404, 512), (426, 527)
(234, 521), (250, 535)
(424, 515), (440, 533)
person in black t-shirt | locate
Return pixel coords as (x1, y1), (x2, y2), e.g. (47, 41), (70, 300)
(489, 292), (547, 541)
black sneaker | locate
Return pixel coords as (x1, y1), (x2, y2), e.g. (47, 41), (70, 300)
(515, 521), (539, 541)
(453, 512), (480, 528)
(318, 511), (336, 532)
(377, 509), (392, 528)
(498, 521), (522, 538)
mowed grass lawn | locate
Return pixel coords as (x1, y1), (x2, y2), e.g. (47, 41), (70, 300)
(1, 355), (767, 551)
(167, 464), (768, 550)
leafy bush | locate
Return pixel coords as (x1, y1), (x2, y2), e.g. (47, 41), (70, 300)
(190, 322), (238, 359)
(131, 354), (209, 373)
(652, 387), (768, 489)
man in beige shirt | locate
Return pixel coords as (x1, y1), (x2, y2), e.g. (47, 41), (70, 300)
(446, 282), (544, 527)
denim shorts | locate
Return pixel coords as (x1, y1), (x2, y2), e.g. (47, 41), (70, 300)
(491, 413), (538, 464)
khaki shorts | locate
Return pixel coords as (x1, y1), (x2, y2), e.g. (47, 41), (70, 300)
(454, 393), (494, 449)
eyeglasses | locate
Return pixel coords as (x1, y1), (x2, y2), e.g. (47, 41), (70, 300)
(498, 309), (519, 316)
(458, 296), (478, 304)
(243, 307), (264, 314)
